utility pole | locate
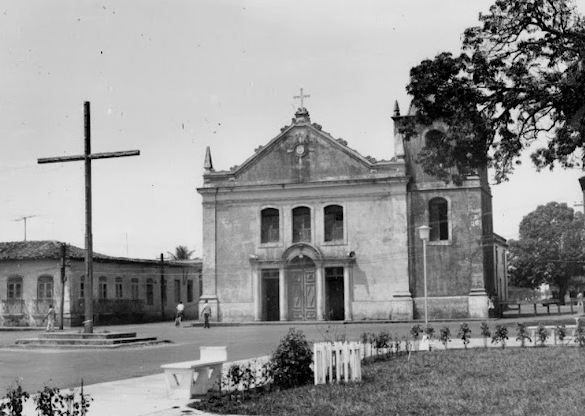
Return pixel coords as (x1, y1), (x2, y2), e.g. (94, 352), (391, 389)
(60, 243), (67, 330)
(14, 215), (36, 241)
(38, 102), (140, 333)
(160, 253), (165, 321)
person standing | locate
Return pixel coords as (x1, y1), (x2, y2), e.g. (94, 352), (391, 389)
(202, 300), (211, 329)
(577, 291), (583, 312)
(175, 301), (185, 327)
(44, 304), (56, 332)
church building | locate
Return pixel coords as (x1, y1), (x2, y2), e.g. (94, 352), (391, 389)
(197, 101), (508, 323)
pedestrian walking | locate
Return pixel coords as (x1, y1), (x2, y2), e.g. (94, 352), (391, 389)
(43, 304), (56, 332)
(175, 301), (185, 327)
(202, 300), (211, 329)
(577, 292), (583, 312)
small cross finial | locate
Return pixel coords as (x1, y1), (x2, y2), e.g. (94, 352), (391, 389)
(293, 88), (311, 110)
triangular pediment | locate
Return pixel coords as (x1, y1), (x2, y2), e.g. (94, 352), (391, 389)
(203, 115), (405, 187)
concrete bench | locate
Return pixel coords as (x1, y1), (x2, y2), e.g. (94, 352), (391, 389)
(526, 325), (576, 345)
(161, 346), (227, 399)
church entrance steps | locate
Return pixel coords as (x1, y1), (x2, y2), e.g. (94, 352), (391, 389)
(14, 331), (159, 348)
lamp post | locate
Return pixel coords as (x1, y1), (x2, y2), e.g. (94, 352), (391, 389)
(417, 225), (431, 325)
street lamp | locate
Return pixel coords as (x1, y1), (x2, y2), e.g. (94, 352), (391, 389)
(417, 225), (430, 325)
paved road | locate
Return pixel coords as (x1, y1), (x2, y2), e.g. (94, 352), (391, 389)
(1, 314), (580, 394)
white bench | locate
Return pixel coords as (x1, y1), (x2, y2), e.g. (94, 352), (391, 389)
(161, 346), (227, 399)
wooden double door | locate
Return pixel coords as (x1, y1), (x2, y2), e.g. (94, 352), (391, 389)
(288, 268), (316, 321)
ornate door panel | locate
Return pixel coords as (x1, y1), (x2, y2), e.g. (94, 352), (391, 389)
(288, 269), (316, 321)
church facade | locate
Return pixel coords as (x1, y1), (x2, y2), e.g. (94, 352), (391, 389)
(197, 104), (507, 323)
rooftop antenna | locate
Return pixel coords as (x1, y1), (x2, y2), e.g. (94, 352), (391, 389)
(14, 215), (36, 241)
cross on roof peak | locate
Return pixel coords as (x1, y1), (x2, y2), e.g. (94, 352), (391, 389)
(293, 88), (311, 110)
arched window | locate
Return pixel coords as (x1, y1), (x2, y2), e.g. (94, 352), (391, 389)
(429, 197), (449, 241)
(115, 277), (123, 299)
(292, 206), (311, 243)
(37, 275), (53, 300)
(146, 278), (154, 305)
(324, 205), (344, 242)
(7, 275), (23, 300)
(261, 208), (280, 243)
(99, 276), (108, 299)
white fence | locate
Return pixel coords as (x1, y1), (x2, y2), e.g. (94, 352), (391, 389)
(313, 341), (362, 385)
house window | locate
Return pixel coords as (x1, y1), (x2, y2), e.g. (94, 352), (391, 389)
(174, 279), (181, 303)
(37, 275), (53, 300)
(99, 276), (108, 299)
(324, 205), (344, 242)
(187, 280), (194, 303)
(131, 278), (139, 299)
(146, 278), (154, 305)
(261, 208), (280, 243)
(429, 197), (449, 241)
(198, 273), (203, 298)
(162, 278), (167, 305)
(80, 276), (85, 299)
(292, 206), (311, 243)
(115, 277), (123, 299)
(7, 276), (23, 300)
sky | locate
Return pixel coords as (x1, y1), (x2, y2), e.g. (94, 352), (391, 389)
(2, 0), (585, 260)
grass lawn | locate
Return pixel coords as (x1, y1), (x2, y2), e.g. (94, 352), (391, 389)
(191, 347), (585, 415)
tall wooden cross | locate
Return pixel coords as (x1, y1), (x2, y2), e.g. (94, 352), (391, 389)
(38, 101), (140, 333)
(293, 88), (311, 109)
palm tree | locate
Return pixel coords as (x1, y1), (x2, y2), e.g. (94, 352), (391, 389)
(168, 245), (195, 260)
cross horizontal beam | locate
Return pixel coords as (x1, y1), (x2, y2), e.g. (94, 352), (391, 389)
(38, 150), (140, 164)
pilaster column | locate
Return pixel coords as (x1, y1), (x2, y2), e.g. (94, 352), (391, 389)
(279, 265), (287, 321)
(343, 266), (353, 321)
(252, 265), (261, 321)
(316, 265), (324, 320)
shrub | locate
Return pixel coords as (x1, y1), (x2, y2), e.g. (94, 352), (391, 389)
(424, 325), (435, 341)
(515, 322), (531, 347)
(0, 382), (29, 416)
(34, 385), (92, 416)
(480, 321), (491, 348)
(574, 319), (585, 347)
(491, 325), (508, 349)
(410, 324), (423, 340)
(439, 327), (451, 349)
(375, 331), (391, 349)
(556, 323), (568, 346)
(535, 323), (550, 347)
(457, 323), (472, 349)
(269, 328), (313, 390)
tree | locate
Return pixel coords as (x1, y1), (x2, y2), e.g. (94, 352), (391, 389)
(404, 0), (585, 184)
(167, 245), (195, 260)
(508, 202), (585, 301)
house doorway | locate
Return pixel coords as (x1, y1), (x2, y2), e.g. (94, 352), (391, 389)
(325, 267), (344, 320)
(287, 256), (316, 320)
(262, 270), (280, 321)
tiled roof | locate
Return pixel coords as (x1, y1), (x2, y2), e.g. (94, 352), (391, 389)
(0, 241), (201, 267)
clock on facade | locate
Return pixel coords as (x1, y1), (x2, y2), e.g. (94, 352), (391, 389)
(295, 144), (306, 156)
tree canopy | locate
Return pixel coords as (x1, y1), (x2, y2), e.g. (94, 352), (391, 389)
(404, 0), (585, 184)
(508, 202), (584, 297)
(167, 245), (195, 260)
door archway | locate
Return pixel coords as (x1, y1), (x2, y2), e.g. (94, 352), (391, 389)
(287, 256), (316, 320)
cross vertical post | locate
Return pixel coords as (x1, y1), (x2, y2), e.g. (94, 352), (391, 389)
(293, 88), (311, 110)
(38, 101), (140, 333)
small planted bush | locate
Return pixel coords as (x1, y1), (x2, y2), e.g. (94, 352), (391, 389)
(269, 328), (313, 390)
(457, 323), (472, 349)
(375, 331), (391, 349)
(535, 323), (550, 347)
(556, 323), (568, 346)
(480, 321), (491, 348)
(424, 325), (435, 341)
(491, 324), (509, 349)
(515, 322), (531, 347)
(0, 383), (29, 416)
(574, 319), (585, 347)
(410, 324), (423, 340)
(439, 326), (451, 349)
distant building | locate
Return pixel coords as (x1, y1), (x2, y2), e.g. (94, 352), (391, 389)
(0, 241), (202, 327)
(197, 105), (508, 323)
